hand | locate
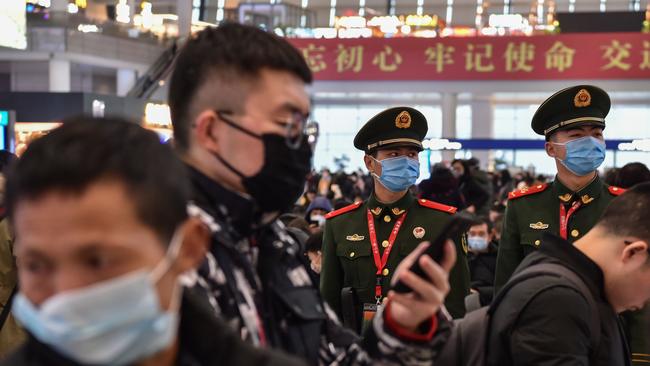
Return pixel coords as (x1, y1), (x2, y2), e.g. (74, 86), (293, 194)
(386, 240), (456, 332)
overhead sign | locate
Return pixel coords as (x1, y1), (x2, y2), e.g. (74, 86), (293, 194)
(291, 33), (650, 80)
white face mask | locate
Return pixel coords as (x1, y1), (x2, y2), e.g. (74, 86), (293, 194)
(13, 230), (184, 366)
(310, 214), (326, 227)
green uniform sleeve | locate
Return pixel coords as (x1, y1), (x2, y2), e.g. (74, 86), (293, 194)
(320, 219), (344, 318)
(494, 201), (523, 293)
(445, 232), (470, 319)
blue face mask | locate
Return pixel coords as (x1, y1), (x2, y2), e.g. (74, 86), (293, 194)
(467, 236), (489, 252)
(553, 136), (606, 176)
(13, 231), (184, 366)
(372, 155), (420, 192)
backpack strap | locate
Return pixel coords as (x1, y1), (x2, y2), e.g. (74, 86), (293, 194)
(490, 263), (601, 361)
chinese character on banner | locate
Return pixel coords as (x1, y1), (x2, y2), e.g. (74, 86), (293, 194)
(601, 40), (632, 71)
(640, 41), (650, 70)
(372, 46), (403, 72)
(545, 41), (576, 72)
(465, 44), (495, 72)
(336, 45), (364, 73)
(504, 42), (535, 72)
(425, 44), (455, 73)
(301, 44), (327, 73)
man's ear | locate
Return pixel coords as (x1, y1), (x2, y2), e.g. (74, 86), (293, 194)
(174, 217), (210, 274)
(363, 154), (375, 173)
(544, 141), (557, 159)
(621, 240), (649, 266)
(193, 110), (221, 154)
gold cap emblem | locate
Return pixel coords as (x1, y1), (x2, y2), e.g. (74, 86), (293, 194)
(574, 89), (591, 108)
(395, 111), (411, 129)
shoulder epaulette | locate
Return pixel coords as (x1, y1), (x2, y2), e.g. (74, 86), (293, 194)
(417, 199), (457, 214)
(608, 186), (626, 196)
(508, 183), (549, 200)
(325, 201), (362, 219)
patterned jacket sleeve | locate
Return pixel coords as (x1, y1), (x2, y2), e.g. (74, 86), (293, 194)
(317, 303), (452, 365)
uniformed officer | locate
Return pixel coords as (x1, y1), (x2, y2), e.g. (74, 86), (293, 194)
(494, 85), (649, 364)
(320, 106), (470, 333)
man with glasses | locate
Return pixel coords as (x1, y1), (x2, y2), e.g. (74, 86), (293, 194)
(320, 107), (470, 334)
(168, 24), (455, 365)
(494, 85), (649, 363)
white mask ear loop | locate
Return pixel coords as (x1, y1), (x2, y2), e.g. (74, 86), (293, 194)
(150, 228), (185, 312)
(151, 228), (184, 282)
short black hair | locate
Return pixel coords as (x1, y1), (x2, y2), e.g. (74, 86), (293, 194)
(469, 216), (493, 233)
(305, 230), (324, 253)
(168, 23), (312, 152)
(6, 116), (190, 243)
(616, 162), (650, 189)
(598, 182), (650, 244)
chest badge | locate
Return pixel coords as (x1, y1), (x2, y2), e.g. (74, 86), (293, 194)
(346, 234), (365, 242)
(413, 227), (425, 239)
(392, 208), (405, 216)
(529, 222), (549, 230)
(370, 207), (383, 216)
(558, 193), (572, 203)
(581, 194), (594, 204)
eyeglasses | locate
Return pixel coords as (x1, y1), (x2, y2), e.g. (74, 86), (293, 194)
(217, 110), (319, 150)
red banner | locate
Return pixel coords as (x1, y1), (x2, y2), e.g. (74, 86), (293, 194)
(289, 33), (650, 80)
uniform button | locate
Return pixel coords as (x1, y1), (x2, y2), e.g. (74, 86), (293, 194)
(534, 240), (541, 246)
(382, 268), (390, 276)
(384, 215), (391, 223)
(349, 252), (355, 258)
(382, 240), (389, 248)
(571, 229), (580, 238)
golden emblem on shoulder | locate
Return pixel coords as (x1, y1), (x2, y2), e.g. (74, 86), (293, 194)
(529, 222), (549, 230)
(558, 193), (572, 203)
(574, 89), (591, 108)
(395, 111), (412, 129)
(346, 234), (365, 242)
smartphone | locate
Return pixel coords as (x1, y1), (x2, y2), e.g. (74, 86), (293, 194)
(392, 213), (477, 294)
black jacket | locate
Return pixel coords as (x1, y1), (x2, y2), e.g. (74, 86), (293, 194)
(487, 234), (630, 366)
(0, 289), (304, 366)
(185, 166), (449, 366)
(468, 242), (497, 306)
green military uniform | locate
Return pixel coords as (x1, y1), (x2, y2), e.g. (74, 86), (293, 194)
(494, 85), (650, 364)
(319, 107), (470, 333)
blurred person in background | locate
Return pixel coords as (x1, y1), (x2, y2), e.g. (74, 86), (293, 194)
(452, 159), (490, 215)
(0, 151), (25, 358)
(418, 163), (466, 210)
(466, 217), (499, 308)
(1, 117), (302, 366)
(616, 162), (650, 189)
(304, 230), (324, 278)
(304, 196), (332, 232)
(169, 23), (455, 365)
(495, 169), (515, 203)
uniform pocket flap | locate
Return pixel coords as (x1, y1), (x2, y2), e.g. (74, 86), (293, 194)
(335, 241), (371, 260)
(273, 286), (327, 321)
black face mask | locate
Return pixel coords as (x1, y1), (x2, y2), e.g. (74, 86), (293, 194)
(212, 114), (313, 214)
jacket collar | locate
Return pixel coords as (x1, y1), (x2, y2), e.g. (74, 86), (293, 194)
(367, 191), (415, 217)
(539, 233), (605, 300)
(552, 174), (603, 205)
(186, 164), (257, 238)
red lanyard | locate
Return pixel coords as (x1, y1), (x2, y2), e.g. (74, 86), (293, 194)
(559, 201), (582, 240)
(366, 209), (407, 300)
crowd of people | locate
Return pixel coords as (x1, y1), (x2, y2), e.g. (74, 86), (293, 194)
(0, 22), (648, 366)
